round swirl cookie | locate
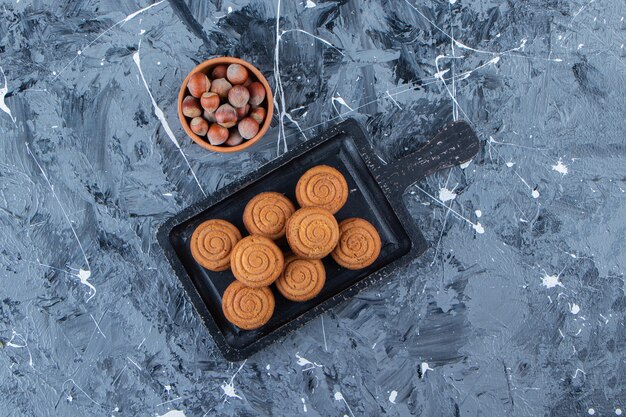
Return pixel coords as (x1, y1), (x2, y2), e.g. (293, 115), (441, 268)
(230, 235), (284, 287)
(286, 207), (339, 259)
(222, 281), (275, 330)
(243, 192), (295, 240)
(331, 218), (381, 270)
(275, 255), (326, 302)
(295, 165), (348, 214)
(190, 219), (242, 271)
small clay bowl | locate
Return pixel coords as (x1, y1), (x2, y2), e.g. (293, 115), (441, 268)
(178, 57), (274, 153)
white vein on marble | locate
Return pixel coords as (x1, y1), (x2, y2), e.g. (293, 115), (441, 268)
(61, 378), (101, 405)
(25, 142), (96, 301)
(273, 0), (289, 154)
(0, 66), (16, 123)
(552, 158), (569, 175)
(157, 411), (186, 417)
(334, 391), (355, 417)
(5, 330), (33, 368)
(273, 1), (347, 153)
(51, 0), (167, 80)
(403, 0), (565, 205)
(414, 184), (484, 234)
(220, 359), (246, 401)
(295, 352), (323, 372)
(132, 44), (206, 197)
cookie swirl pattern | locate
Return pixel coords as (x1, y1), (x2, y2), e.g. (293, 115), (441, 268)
(230, 235), (284, 287)
(190, 219), (242, 271)
(286, 207), (339, 259)
(243, 192), (295, 240)
(222, 281), (275, 330)
(331, 218), (381, 270)
(275, 255), (326, 301)
(295, 165), (348, 214)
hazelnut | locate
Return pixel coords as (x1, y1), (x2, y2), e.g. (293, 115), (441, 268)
(207, 124), (229, 145)
(226, 63), (249, 85)
(228, 85), (250, 108)
(212, 65), (227, 79)
(204, 110), (217, 122)
(182, 96), (202, 118)
(190, 117), (209, 136)
(210, 78), (232, 100)
(243, 78), (252, 87)
(215, 104), (237, 128)
(226, 129), (244, 146)
(187, 72), (211, 98)
(238, 117), (260, 139)
(236, 104), (250, 120)
(249, 106), (266, 124)
(247, 82), (266, 106)
(200, 92), (220, 113)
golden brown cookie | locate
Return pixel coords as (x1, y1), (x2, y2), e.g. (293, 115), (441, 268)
(222, 281), (275, 330)
(230, 235), (284, 287)
(295, 165), (349, 214)
(275, 255), (326, 302)
(331, 218), (381, 270)
(243, 192), (296, 240)
(190, 219), (242, 271)
(286, 207), (339, 259)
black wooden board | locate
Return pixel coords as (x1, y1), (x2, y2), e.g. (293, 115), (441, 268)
(157, 119), (480, 360)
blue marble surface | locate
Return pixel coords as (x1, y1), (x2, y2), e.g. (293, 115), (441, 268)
(0, 0), (625, 416)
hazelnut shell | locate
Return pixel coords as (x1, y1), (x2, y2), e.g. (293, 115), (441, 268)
(236, 104), (250, 120)
(200, 92), (220, 113)
(210, 78), (233, 100)
(190, 117), (209, 136)
(249, 107), (266, 124)
(212, 65), (228, 79)
(228, 85), (250, 108)
(247, 82), (266, 106)
(187, 72), (211, 98)
(207, 124), (229, 145)
(238, 117), (260, 139)
(226, 63), (249, 85)
(182, 96), (202, 118)
(226, 130), (244, 146)
(216, 104), (237, 128)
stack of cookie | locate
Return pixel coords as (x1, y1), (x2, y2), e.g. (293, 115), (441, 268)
(189, 165), (381, 330)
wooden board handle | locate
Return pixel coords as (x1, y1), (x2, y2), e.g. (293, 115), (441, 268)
(377, 120), (480, 194)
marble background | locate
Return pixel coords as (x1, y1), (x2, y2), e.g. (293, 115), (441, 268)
(1, 0), (625, 416)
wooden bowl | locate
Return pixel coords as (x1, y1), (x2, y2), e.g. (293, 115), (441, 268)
(178, 57), (274, 153)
